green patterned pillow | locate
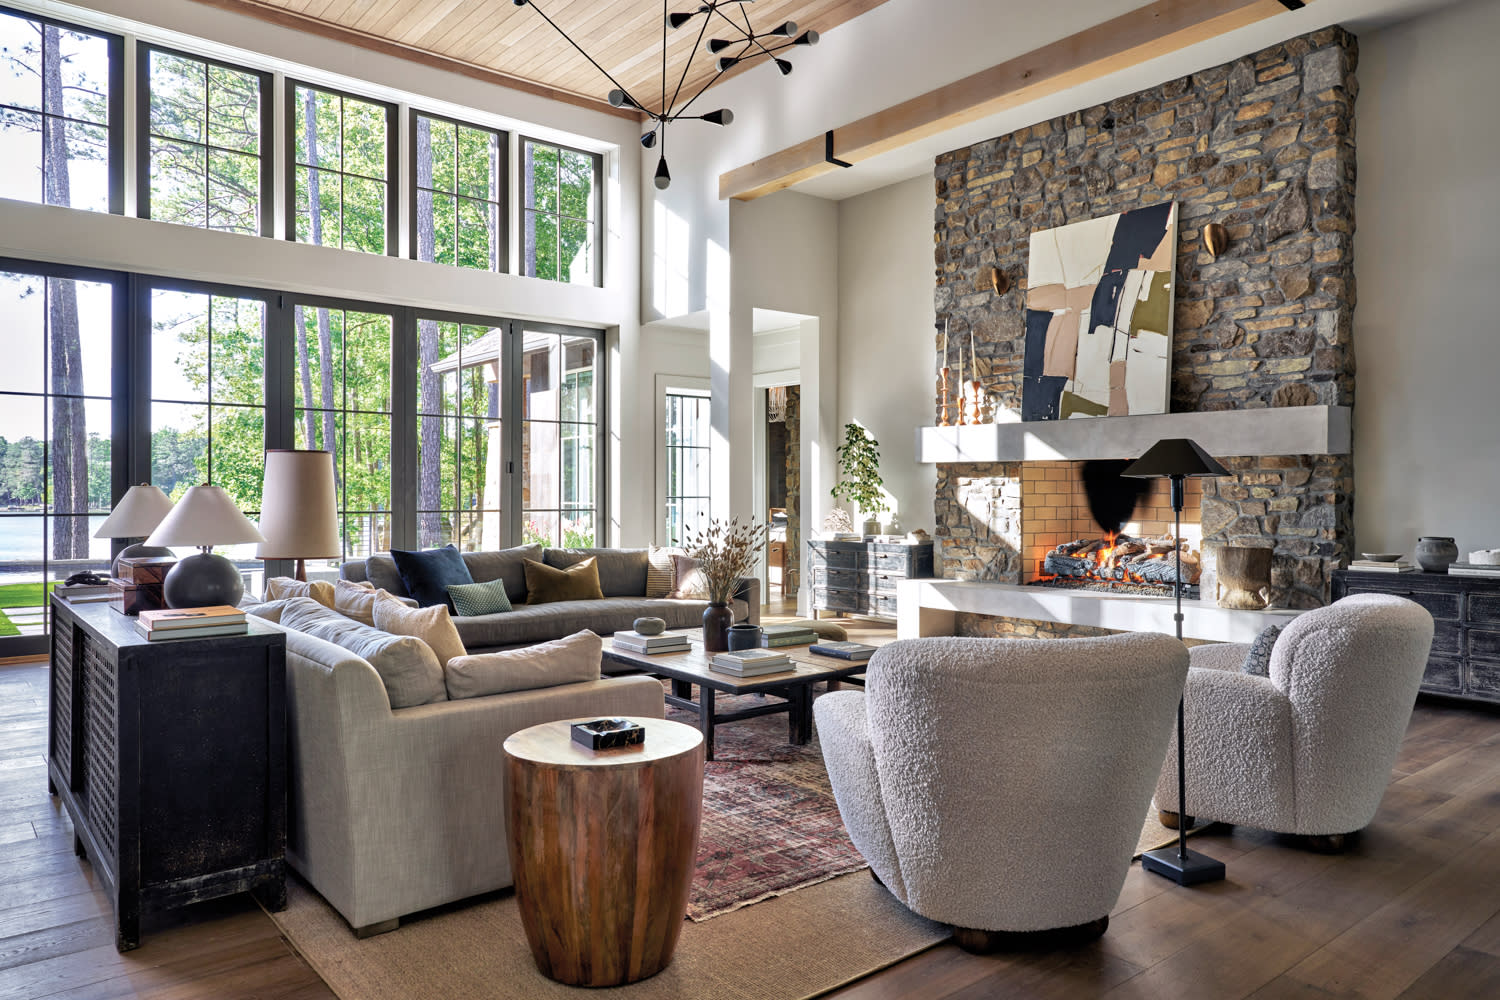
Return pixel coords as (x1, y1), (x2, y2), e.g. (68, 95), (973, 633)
(447, 577), (514, 617)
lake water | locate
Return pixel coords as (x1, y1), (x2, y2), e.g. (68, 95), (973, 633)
(0, 515), (112, 585)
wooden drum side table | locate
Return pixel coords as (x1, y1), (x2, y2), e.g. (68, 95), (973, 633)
(504, 717), (704, 987)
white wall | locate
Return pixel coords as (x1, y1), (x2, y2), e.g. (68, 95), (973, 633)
(836, 175), (936, 539)
(1354, 0), (1500, 558)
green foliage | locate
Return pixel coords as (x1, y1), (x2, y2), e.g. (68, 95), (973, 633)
(522, 140), (596, 284)
(831, 423), (887, 517)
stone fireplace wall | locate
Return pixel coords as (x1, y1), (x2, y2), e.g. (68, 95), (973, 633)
(932, 27), (1358, 608)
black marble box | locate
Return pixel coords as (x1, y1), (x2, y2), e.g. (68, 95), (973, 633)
(571, 718), (646, 751)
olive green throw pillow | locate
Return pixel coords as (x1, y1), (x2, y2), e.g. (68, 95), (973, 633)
(523, 556), (605, 604)
(447, 577), (514, 617)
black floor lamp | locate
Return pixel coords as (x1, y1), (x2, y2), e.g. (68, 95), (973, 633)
(1123, 437), (1229, 886)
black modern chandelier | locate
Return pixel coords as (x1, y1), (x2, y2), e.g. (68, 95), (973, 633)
(513, 0), (819, 189)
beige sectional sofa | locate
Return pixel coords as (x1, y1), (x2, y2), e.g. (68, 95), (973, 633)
(339, 545), (759, 655)
(250, 598), (665, 936)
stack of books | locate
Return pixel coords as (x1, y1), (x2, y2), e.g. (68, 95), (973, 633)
(612, 630), (690, 655)
(1349, 558), (1415, 573)
(710, 648), (792, 676)
(1449, 562), (1500, 578)
(57, 583), (112, 604)
(808, 641), (877, 661)
(760, 623), (817, 647)
(133, 605), (248, 641)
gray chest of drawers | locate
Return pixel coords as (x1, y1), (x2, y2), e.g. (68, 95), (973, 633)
(807, 540), (934, 619)
(1332, 569), (1500, 704)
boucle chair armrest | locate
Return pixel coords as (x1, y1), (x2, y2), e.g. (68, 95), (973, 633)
(813, 692), (908, 902)
(1189, 642), (1252, 673)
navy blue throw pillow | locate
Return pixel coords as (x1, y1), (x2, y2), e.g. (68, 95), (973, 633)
(1241, 623), (1285, 678)
(391, 545), (474, 611)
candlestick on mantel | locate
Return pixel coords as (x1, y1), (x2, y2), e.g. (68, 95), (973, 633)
(941, 319), (949, 370)
(939, 367), (953, 426)
(970, 330), (977, 380)
(971, 379), (984, 424)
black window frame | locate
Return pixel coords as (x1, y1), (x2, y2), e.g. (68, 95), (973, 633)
(408, 109), (510, 274)
(284, 79), (398, 257)
(517, 135), (603, 288)
(135, 42), (273, 237)
(0, 3), (124, 215)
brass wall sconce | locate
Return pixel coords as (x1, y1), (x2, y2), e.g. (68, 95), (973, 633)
(1203, 223), (1229, 258)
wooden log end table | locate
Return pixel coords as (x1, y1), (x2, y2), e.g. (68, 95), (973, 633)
(504, 717), (704, 987)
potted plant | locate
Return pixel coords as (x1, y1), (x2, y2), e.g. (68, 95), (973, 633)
(683, 517), (766, 652)
(831, 422), (888, 536)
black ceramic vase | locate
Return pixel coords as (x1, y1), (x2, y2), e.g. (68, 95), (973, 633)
(702, 602), (734, 653)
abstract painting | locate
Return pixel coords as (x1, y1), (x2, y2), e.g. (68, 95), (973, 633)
(1022, 201), (1177, 420)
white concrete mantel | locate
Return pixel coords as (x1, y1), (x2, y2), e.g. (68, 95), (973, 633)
(897, 579), (1302, 643)
(915, 405), (1350, 464)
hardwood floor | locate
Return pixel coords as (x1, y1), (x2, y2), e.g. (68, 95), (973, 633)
(4, 630), (1500, 999)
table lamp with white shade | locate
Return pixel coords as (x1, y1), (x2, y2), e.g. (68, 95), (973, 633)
(257, 449), (340, 582)
(93, 483), (175, 576)
(145, 483), (266, 608)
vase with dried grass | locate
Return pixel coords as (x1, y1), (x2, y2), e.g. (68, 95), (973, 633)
(684, 517), (766, 652)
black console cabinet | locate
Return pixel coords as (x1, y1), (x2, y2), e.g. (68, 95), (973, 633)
(1333, 569), (1500, 705)
(47, 597), (287, 950)
(807, 539), (935, 619)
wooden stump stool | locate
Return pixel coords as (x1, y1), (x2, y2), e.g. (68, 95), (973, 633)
(504, 717), (704, 987)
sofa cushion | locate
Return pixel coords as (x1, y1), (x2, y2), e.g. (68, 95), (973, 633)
(334, 578), (387, 626)
(461, 544), (543, 604)
(364, 553), (409, 597)
(443, 630), (602, 699)
(646, 546), (679, 599)
(454, 596), (748, 651)
(667, 554), (708, 600)
(374, 597), (467, 669)
(281, 596), (446, 708)
(543, 547), (649, 598)
(524, 557), (606, 604)
(242, 598), (296, 623)
(265, 576), (336, 608)
(392, 544), (475, 610)
(448, 577), (514, 617)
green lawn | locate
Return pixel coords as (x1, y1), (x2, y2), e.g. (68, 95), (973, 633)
(0, 610), (17, 637)
(0, 581), (58, 609)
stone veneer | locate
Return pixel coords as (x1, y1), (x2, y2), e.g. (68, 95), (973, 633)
(932, 27), (1358, 608)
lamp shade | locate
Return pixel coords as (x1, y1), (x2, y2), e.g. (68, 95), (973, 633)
(1122, 438), (1230, 479)
(256, 450), (340, 559)
(94, 484), (174, 538)
(145, 484), (266, 549)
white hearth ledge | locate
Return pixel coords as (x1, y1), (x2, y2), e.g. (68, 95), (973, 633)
(915, 405), (1350, 463)
(897, 579), (1301, 643)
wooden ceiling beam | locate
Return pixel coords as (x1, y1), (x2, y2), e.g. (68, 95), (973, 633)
(719, 0), (1311, 201)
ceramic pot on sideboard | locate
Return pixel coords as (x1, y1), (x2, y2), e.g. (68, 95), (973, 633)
(1415, 536), (1458, 573)
(702, 602), (734, 653)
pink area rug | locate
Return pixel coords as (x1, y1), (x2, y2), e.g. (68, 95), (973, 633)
(666, 683), (870, 921)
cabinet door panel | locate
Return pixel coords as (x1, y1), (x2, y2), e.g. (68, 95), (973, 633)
(1421, 656), (1463, 695)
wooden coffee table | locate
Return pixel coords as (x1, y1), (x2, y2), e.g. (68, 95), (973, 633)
(504, 717), (704, 986)
(602, 631), (870, 760)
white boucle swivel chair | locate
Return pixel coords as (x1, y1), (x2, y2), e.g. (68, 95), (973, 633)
(814, 632), (1188, 953)
(1154, 593), (1434, 848)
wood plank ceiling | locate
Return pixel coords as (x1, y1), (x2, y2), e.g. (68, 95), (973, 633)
(192, 0), (890, 116)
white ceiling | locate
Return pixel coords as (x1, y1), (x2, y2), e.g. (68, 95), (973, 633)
(787, 0), (1468, 201)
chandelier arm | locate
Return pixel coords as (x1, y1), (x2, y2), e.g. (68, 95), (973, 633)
(524, 0), (648, 112)
(669, 40), (748, 120)
(665, 0), (716, 117)
(708, 3), (780, 64)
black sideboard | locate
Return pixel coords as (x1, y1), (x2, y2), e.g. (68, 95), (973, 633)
(807, 539), (935, 619)
(47, 597), (288, 950)
(1332, 569), (1500, 705)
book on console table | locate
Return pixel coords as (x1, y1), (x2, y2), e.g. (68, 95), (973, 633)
(133, 620), (249, 641)
(808, 641), (877, 661)
(138, 605), (247, 630)
(710, 649), (791, 676)
(612, 633), (690, 654)
(760, 624), (816, 646)
(1448, 563), (1500, 578)
(1349, 560), (1415, 573)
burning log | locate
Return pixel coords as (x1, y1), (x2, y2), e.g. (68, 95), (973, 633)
(1041, 533), (1201, 586)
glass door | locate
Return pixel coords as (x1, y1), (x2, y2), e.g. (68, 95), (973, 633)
(520, 325), (601, 548)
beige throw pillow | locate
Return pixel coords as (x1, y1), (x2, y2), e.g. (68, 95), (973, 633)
(646, 546), (680, 599)
(280, 597), (446, 709)
(667, 553), (708, 600)
(444, 630), (602, 700)
(335, 578), (387, 626)
(265, 576), (336, 609)
(374, 597), (467, 668)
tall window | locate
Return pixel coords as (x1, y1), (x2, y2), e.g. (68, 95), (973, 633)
(416, 320), (502, 550)
(412, 112), (506, 273)
(0, 9), (118, 213)
(662, 387), (710, 546)
(289, 83), (393, 255)
(522, 328), (599, 547)
(140, 46), (269, 235)
(0, 268), (116, 644)
(293, 303), (392, 560)
(520, 139), (599, 286)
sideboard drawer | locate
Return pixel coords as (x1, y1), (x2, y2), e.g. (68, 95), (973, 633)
(1422, 656), (1464, 696)
(1466, 628), (1500, 662)
(1399, 590), (1462, 621)
(1431, 622), (1462, 658)
(1468, 593), (1500, 624)
(1464, 658), (1500, 702)
(813, 588), (859, 613)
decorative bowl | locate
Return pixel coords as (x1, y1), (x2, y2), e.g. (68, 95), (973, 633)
(1471, 549), (1500, 566)
(1360, 553), (1403, 562)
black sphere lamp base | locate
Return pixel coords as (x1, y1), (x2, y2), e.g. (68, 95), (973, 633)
(1141, 846), (1226, 886)
(162, 551), (245, 609)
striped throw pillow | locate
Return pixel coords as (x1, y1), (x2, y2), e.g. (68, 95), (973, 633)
(447, 577), (514, 617)
(647, 546), (680, 599)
